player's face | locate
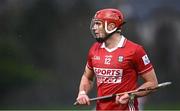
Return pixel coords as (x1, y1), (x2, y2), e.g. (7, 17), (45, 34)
(91, 20), (107, 42)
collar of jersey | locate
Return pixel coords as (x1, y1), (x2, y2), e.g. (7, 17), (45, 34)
(100, 35), (126, 52)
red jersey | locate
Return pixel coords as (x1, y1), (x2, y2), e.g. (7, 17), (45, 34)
(87, 36), (153, 110)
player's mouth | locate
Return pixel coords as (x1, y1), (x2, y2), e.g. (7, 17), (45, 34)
(95, 32), (100, 37)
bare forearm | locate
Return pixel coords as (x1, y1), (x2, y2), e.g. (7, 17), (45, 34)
(135, 69), (158, 97)
(135, 81), (158, 97)
(79, 75), (93, 94)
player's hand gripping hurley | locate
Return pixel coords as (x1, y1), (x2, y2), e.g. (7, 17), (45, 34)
(73, 82), (171, 106)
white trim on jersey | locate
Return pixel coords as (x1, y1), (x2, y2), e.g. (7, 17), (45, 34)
(138, 65), (153, 74)
(118, 35), (126, 48)
(101, 35), (126, 52)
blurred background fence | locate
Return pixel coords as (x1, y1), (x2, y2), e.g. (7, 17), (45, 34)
(0, 0), (180, 110)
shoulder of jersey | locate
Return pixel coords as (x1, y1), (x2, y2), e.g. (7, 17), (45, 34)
(90, 42), (102, 50)
(126, 39), (142, 49)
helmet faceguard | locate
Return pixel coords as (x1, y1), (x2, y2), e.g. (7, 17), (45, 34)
(90, 8), (124, 42)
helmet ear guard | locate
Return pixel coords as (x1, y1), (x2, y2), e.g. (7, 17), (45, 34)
(104, 21), (117, 34)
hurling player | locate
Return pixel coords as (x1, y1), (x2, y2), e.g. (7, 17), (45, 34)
(76, 8), (158, 110)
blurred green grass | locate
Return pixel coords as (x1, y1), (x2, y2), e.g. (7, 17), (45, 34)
(1, 104), (180, 110)
(144, 103), (180, 110)
(57, 103), (180, 110)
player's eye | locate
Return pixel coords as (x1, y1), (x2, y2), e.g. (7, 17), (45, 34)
(94, 21), (102, 25)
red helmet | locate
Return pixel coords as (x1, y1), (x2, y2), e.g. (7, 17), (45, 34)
(90, 8), (124, 42)
(93, 8), (124, 29)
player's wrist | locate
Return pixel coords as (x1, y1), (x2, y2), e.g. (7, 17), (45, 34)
(79, 90), (87, 95)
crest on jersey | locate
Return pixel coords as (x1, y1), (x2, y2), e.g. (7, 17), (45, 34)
(118, 56), (124, 62)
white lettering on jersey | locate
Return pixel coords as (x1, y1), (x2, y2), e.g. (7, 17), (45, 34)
(104, 55), (112, 64)
(94, 67), (123, 83)
(142, 55), (150, 65)
(92, 55), (100, 60)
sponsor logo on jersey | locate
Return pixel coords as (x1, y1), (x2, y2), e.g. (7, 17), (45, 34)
(142, 55), (150, 65)
(93, 67), (123, 83)
(118, 56), (124, 62)
(92, 55), (100, 60)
